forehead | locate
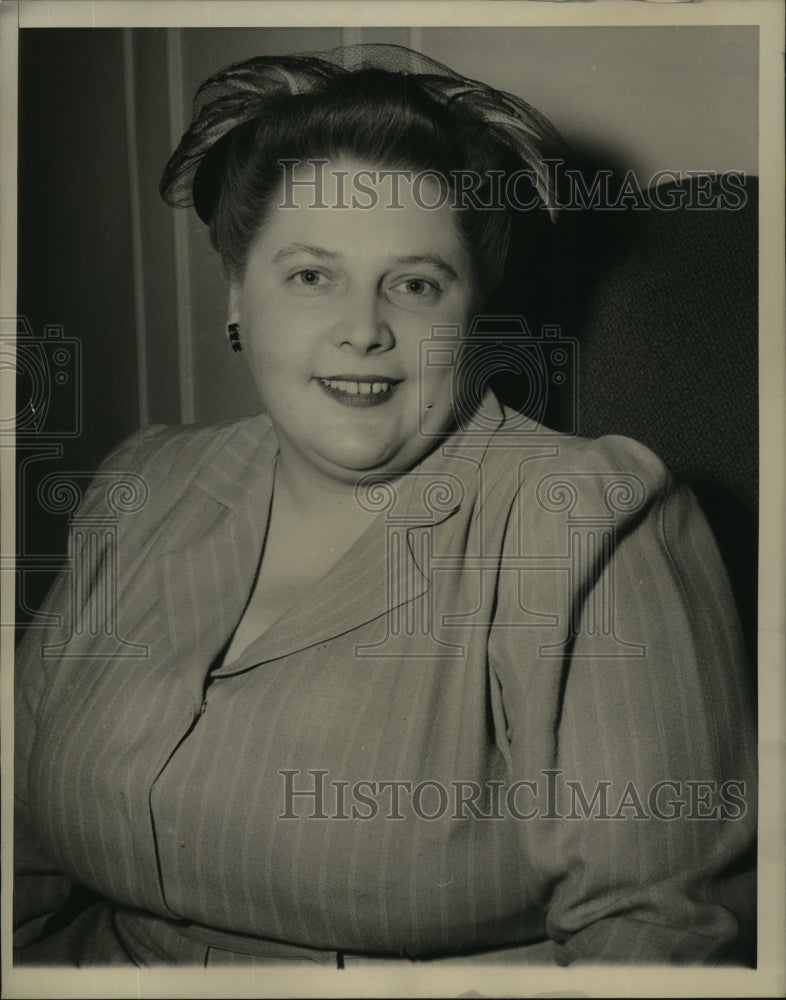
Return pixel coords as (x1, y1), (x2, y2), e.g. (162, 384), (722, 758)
(256, 157), (468, 259)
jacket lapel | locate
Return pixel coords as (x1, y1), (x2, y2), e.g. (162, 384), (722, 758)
(154, 417), (277, 702)
(157, 393), (509, 682)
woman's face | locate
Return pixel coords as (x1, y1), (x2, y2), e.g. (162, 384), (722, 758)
(229, 157), (476, 486)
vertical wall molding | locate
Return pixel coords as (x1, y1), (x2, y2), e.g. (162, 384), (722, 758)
(121, 29), (150, 428)
(341, 27), (363, 51)
(166, 28), (196, 425)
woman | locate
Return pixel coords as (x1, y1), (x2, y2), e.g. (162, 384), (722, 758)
(14, 44), (756, 967)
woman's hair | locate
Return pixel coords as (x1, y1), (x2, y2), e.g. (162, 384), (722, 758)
(208, 71), (537, 304)
(161, 46), (568, 311)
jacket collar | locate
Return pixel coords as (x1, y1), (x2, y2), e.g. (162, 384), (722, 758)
(189, 412), (280, 514)
(156, 393), (508, 684)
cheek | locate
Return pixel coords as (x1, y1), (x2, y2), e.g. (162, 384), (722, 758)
(243, 290), (323, 363)
(418, 364), (457, 414)
(243, 312), (297, 374)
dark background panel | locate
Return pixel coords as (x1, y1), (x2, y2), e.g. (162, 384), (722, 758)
(17, 28), (140, 625)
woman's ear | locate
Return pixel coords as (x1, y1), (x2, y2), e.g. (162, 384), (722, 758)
(227, 282), (242, 327)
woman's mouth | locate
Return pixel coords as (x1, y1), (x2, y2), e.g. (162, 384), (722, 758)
(317, 377), (400, 406)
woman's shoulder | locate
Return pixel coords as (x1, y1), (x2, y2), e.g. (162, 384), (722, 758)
(95, 412), (273, 478)
(77, 412), (275, 521)
(479, 407), (677, 517)
(488, 407), (672, 478)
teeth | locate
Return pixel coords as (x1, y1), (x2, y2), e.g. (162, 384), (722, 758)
(322, 379), (391, 394)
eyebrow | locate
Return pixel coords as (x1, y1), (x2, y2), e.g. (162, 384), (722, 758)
(394, 255), (459, 281)
(270, 245), (460, 281)
(271, 243), (342, 264)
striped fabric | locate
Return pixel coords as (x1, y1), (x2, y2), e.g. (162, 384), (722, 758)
(14, 394), (756, 966)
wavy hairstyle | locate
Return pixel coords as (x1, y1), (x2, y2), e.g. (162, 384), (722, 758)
(160, 45), (568, 310)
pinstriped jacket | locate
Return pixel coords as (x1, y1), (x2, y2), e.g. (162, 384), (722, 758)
(14, 393), (756, 966)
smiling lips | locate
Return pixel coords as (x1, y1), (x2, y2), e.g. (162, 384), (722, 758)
(317, 376), (400, 406)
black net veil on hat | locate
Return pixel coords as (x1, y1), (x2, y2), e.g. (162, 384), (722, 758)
(159, 42), (568, 224)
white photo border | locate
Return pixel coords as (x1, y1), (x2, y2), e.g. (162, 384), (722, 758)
(1, 2), (783, 998)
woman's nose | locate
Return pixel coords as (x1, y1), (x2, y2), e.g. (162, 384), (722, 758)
(335, 290), (395, 354)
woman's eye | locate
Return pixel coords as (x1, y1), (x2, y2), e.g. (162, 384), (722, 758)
(391, 277), (441, 300)
(286, 267), (334, 293)
(293, 268), (323, 287)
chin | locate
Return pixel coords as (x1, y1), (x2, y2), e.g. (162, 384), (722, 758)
(323, 448), (399, 476)
(318, 431), (401, 472)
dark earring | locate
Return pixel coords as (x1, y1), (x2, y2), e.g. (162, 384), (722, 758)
(227, 322), (242, 352)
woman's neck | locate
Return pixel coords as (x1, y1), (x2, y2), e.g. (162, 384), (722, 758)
(272, 447), (383, 527)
